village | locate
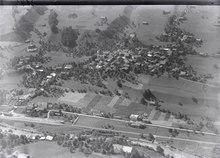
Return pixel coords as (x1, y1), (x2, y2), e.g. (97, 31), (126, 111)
(0, 5), (220, 158)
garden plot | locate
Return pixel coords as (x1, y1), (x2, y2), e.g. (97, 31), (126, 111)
(107, 96), (120, 108)
(120, 98), (132, 106)
(77, 93), (97, 107)
(58, 92), (86, 107)
(92, 96), (116, 113)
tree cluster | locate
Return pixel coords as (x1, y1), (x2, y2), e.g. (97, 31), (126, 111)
(61, 27), (79, 48)
(48, 10), (59, 34)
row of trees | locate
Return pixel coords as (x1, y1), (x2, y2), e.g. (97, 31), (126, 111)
(48, 10), (59, 34)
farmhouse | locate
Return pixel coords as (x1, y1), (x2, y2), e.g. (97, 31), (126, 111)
(27, 44), (37, 52)
(46, 135), (53, 141)
(64, 65), (73, 69)
(129, 114), (140, 121)
(142, 21), (149, 25)
(113, 144), (133, 154)
(50, 72), (56, 77)
(40, 136), (46, 140)
(18, 153), (30, 158)
(13, 151), (30, 158)
(163, 10), (171, 15)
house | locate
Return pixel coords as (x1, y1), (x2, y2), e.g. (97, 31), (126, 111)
(64, 65), (73, 69)
(113, 144), (123, 154)
(122, 146), (133, 153)
(113, 144), (133, 154)
(46, 75), (52, 79)
(181, 35), (188, 41)
(130, 114), (140, 121)
(179, 71), (186, 77)
(54, 111), (62, 116)
(27, 44), (37, 52)
(100, 16), (108, 21)
(50, 72), (56, 77)
(91, 109), (102, 116)
(36, 69), (44, 72)
(14, 152), (30, 158)
(163, 10), (171, 15)
(129, 33), (136, 39)
(46, 135), (53, 141)
(142, 21), (149, 25)
(55, 66), (62, 71)
(40, 136), (45, 140)
(149, 100), (156, 106)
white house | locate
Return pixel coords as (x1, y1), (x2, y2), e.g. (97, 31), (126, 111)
(113, 144), (133, 154)
(130, 114), (140, 121)
(46, 135), (53, 141)
(113, 144), (123, 154)
(122, 146), (133, 153)
(64, 65), (73, 69)
(40, 136), (45, 140)
(18, 153), (30, 158)
(50, 72), (56, 77)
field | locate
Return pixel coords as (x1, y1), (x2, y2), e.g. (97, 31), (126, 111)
(137, 74), (220, 121)
(131, 6), (174, 46)
(58, 92), (86, 106)
(0, 73), (23, 91)
(75, 115), (160, 136)
(14, 141), (123, 158)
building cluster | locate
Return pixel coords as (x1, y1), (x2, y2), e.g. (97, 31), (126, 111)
(128, 114), (152, 129)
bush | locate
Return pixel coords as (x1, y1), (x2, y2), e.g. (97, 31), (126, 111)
(117, 80), (122, 88)
(156, 146), (165, 156)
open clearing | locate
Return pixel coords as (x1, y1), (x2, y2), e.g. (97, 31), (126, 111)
(58, 92), (86, 105)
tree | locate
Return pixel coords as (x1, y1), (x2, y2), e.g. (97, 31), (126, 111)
(95, 28), (101, 33)
(192, 96), (198, 104)
(143, 89), (156, 101)
(129, 148), (144, 158)
(48, 10), (59, 33)
(148, 133), (155, 142)
(140, 98), (147, 105)
(61, 27), (79, 48)
(168, 128), (173, 134)
(117, 80), (122, 88)
(0, 139), (7, 149)
(0, 133), (3, 139)
(156, 146), (165, 156)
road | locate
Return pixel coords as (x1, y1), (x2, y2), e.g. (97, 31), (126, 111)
(1, 114), (220, 146)
(72, 124), (220, 146)
(48, 109), (220, 137)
